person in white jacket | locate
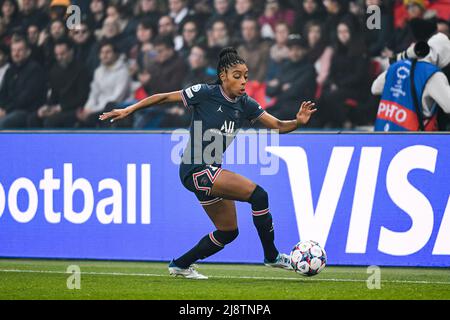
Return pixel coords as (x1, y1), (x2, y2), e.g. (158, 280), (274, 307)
(371, 32), (450, 126)
(76, 40), (131, 127)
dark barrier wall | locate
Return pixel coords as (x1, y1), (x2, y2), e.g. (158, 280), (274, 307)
(0, 132), (449, 267)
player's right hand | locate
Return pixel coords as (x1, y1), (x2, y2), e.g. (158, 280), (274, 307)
(99, 108), (130, 123)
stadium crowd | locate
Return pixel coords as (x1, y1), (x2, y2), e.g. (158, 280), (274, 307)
(0, 0), (449, 130)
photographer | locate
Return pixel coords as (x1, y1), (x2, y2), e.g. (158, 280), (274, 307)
(371, 31), (450, 131)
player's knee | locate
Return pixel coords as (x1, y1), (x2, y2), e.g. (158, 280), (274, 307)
(215, 229), (239, 245)
(247, 185), (268, 210)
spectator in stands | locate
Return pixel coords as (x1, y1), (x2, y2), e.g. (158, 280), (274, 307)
(1, 0), (21, 42)
(266, 35), (316, 120)
(158, 15), (183, 50)
(349, 0), (365, 21)
(437, 18), (450, 37)
(158, 14), (175, 37)
(49, 0), (70, 22)
(305, 20), (333, 90)
(237, 16), (270, 83)
(26, 23), (38, 44)
(71, 20), (99, 78)
(293, 0), (326, 36)
(179, 18), (203, 59)
(27, 23), (45, 65)
(128, 18), (157, 77)
(207, 0), (236, 28)
(258, 0), (295, 39)
(0, 18), (8, 46)
(168, 0), (191, 28)
(106, 3), (137, 45)
(100, 16), (134, 56)
(318, 20), (369, 128)
(76, 41), (130, 127)
(0, 44), (10, 88)
(322, 0), (356, 43)
(41, 19), (67, 67)
(135, 0), (161, 28)
(266, 21), (290, 80)
(88, 0), (107, 36)
(20, 0), (49, 30)
(234, 0), (255, 30)
(28, 39), (90, 128)
(36, 0), (52, 13)
(191, 0), (213, 30)
(106, 4), (123, 28)
(404, 0), (426, 19)
(0, 38), (46, 128)
(383, 0), (426, 58)
(214, 0), (235, 19)
(206, 18), (231, 62)
(133, 35), (188, 128)
(363, 0), (393, 57)
(182, 44), (215, 87)
(142, 35), (187, 96)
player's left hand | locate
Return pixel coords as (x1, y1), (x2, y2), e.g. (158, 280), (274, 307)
(296, 101), (317, 126)
(99, 108), (131, 122)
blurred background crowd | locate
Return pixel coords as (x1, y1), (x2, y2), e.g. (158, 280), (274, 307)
(0, 0), (449, 130)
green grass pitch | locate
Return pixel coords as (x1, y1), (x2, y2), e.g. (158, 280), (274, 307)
(0, 259), (449, 300)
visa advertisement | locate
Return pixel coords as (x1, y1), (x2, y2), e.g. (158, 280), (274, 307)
(0, 132), (449, 267)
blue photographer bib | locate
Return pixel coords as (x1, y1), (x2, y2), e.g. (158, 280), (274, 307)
(374, 59), (439, 131)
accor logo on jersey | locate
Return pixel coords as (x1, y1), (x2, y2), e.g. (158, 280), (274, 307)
(221, 121), (235, 135)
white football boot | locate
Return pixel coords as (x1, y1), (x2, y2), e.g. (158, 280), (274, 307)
(168, 260), (208, 279)
(264, 253), (293, 270)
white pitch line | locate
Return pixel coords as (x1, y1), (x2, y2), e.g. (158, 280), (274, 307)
(1, 269), (450, 285)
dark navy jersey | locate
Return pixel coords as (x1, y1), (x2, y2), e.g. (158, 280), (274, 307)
(179, 83), (265, 179)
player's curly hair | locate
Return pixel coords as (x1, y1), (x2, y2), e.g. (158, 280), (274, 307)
(216, 47), (246, 84)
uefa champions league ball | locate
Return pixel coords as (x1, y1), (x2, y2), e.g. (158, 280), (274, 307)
(290, 240), (327, 276)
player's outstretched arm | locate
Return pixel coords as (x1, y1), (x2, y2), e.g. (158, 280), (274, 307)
(257, 100), (316, 134)
(99, 90), (183, 123)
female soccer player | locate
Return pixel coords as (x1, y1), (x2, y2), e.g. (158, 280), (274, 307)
(100, 47), (316, 279)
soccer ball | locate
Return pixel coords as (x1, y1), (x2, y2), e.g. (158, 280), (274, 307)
(290, 240), (327, 276)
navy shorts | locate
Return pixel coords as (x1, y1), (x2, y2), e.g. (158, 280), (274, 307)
(180, 164), (224, 206)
